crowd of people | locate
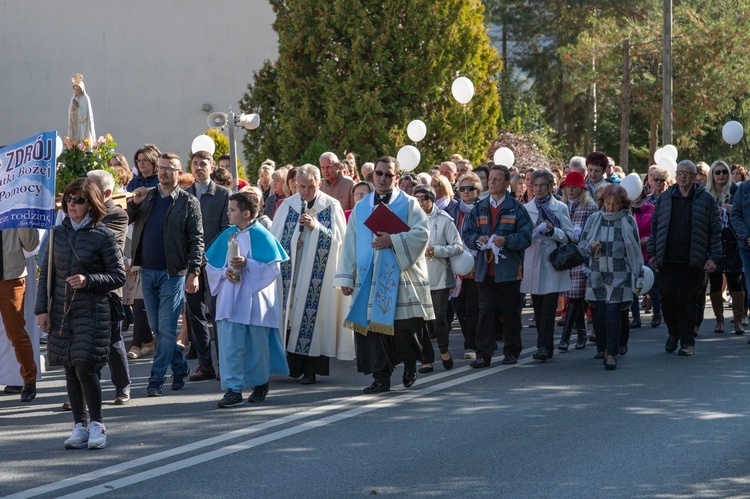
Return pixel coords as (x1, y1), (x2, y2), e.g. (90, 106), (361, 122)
(4, 143), (749, 451)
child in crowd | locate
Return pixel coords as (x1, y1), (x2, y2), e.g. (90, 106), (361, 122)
(205, 191), (289, 407)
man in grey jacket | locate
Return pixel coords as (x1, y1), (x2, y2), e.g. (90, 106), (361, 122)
(648, 160), (721, 356)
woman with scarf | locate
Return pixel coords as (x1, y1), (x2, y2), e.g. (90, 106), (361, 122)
(706, 160), (745, 334)
(579, 185), (644, 370)
(414, 184), (463, 372)
(558, 172), (598, 351)
(521, 169), (575, 362)
(451, 172), (483, 359)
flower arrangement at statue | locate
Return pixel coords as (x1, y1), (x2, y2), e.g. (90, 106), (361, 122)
(56, 133), (118, 194)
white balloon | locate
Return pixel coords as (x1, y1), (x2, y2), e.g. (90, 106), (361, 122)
(450, 251), (475, 276)
(397, 145), (421, 172)
(407, 120), (427, 142)
(639, 265), (655, 296)
(493, 147), (515, 168)
(191, 134), (215, 156)
(451, 77), (475, 104)
(662, 144), (678, 161)
(653, 147), (664, 163)
(723, 120), (744, 145)
(621, 173), (644, 201)
(55, 135), (63, 159)
(658, 156), (677, 180)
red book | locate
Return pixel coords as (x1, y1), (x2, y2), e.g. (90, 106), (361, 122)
(364, 202), (410, 235)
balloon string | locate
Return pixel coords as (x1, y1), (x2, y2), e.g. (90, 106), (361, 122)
(463, 105), (468, 156)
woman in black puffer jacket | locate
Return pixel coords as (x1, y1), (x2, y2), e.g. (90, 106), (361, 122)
(36, 178), (125, 450)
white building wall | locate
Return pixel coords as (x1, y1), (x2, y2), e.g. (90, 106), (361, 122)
(0, 0), (277, 168)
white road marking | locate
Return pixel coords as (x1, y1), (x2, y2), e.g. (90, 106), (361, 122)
(8, 348), (538, 498)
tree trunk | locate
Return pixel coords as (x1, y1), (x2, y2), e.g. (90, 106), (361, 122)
(619, 39), (631, 172)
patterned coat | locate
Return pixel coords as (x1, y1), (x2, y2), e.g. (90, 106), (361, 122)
(562, 198), (599, 299)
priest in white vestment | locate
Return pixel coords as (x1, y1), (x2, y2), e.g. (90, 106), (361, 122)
(270, 164), (353, 385)
(334, 156), (434, 394)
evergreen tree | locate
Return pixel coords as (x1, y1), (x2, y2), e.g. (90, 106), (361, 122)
(240, 0), (502, 172)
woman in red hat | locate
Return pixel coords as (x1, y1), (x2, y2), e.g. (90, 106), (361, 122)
(558, 171), (598, 351)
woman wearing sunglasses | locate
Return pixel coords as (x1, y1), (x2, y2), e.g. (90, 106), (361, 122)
(36, 178), (126, 449)
(706, 161), (745, 334)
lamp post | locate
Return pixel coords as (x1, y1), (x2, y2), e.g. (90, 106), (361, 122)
(207, 109), (260, 190)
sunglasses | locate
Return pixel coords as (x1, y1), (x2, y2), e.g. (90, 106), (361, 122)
(652, 178), (666, 183)
(459, 185), (477, 192)
(416, 195), (431, 202)
(64, 195), (88, 205)
(714, 170), (729, 175)
(374, 170), (395, 179)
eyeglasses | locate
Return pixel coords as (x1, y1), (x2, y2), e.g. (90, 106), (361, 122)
(459, 185), (476, 192)
(714, 170), (729, 175)
(157, 166), (180, 173)
(416, 195), (431, 202)
(531, 183), (549, 190)
(675, 171), (693, 177)
(353, 191), (369, 198)
(652, 178), (666, 183)
(374, 170), (395, 179)
(64, 195), (88, 205)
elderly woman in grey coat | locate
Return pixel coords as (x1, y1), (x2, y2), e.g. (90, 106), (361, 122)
(579, 184), (643, 370)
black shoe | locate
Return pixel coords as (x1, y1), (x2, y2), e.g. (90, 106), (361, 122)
(62, 401), (72, 411)
(594, 351), (605, 359)
(441, 353), (454, 371)
(217, 389), (244, 408)
(300, 373), (317, 385)
(558, 337), (570, 351)
(501, 355), (518, 365)
(618, 345), (628, 356)
(604, 356), (617, 371)
(678, 345), (694, 356)
(20, 383), (36, 402)
(532, 347), (550, 362)
(171, 367), (190, 391)
(651, 314), (662, 328)
(575, 332), (587, 350)
(470, 356), (491, 368)
(4, 385), (22, 394)
(418, 365), (434, 374)
(630, 319), (642, 329)
(665, 335), (679, 353)
(248, 383), (269, 403)
(402, 365), (417, 388)
(188, 364), (216, 382)
(363, 381), (390, 394)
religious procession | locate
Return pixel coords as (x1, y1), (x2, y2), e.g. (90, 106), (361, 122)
(1, 70), (746, 458)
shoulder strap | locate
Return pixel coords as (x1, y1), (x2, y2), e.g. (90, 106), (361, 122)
(66, 229), (91, 274)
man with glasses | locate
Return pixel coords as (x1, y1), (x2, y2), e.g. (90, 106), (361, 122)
(648, 160), (721, 356)
(335, 156), (433, 394)
(128, 153), (204, 395)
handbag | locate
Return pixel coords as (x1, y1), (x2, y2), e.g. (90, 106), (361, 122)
(65, 231), (126, 322)
(549, 234), (585, 271)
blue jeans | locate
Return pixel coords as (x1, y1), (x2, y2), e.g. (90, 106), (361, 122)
(141, 269), (189, 384)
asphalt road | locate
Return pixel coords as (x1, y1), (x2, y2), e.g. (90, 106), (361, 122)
(3, 307), (750, 498)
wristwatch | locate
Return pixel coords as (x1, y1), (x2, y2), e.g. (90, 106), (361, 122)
(193, 269), (201, 276)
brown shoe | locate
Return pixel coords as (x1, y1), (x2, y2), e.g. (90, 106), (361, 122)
(114, 392), (130, 405)
(188, 364), (217, 382)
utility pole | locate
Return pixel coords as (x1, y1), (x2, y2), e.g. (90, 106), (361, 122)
(662, 0), (673, 145)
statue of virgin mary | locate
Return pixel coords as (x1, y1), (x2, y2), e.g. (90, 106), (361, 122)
(68, 73), (96, 146)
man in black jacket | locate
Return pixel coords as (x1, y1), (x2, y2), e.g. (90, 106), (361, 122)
(183, 151), (230, 381)
(88, 170), (131, 404)
(648, 160), (721, 356)
(128, 153), (204, 396)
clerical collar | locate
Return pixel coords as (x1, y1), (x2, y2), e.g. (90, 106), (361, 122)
(374, 190), (393, 205)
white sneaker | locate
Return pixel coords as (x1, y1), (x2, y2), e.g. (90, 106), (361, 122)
(88, 421), (107, 449)
(127, 347), (141, 359)
(64, 423), (89, 449)
(464, 350), (476, 360)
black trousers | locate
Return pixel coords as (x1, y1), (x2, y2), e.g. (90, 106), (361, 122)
(532, 292), (558, 352)
(476, 280), (522, 360)
(95, 321), (130, 394)
(660, 265), (705, 347)
(65, 364), (103, 424)
(185, 270), (214, 367)
(354, 317), (424, 386)
(453, 278), (478, 351)
(130, 298), (153, 348)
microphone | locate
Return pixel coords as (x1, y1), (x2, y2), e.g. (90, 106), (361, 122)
(299, 201), (306, 232)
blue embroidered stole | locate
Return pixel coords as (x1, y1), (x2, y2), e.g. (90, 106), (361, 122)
(205, 222), (288, 267)
(345, 193), (408, 336)
(279, 203), (334, 355)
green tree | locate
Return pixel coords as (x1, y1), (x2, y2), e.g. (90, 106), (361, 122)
(240, 0), (503, 173)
